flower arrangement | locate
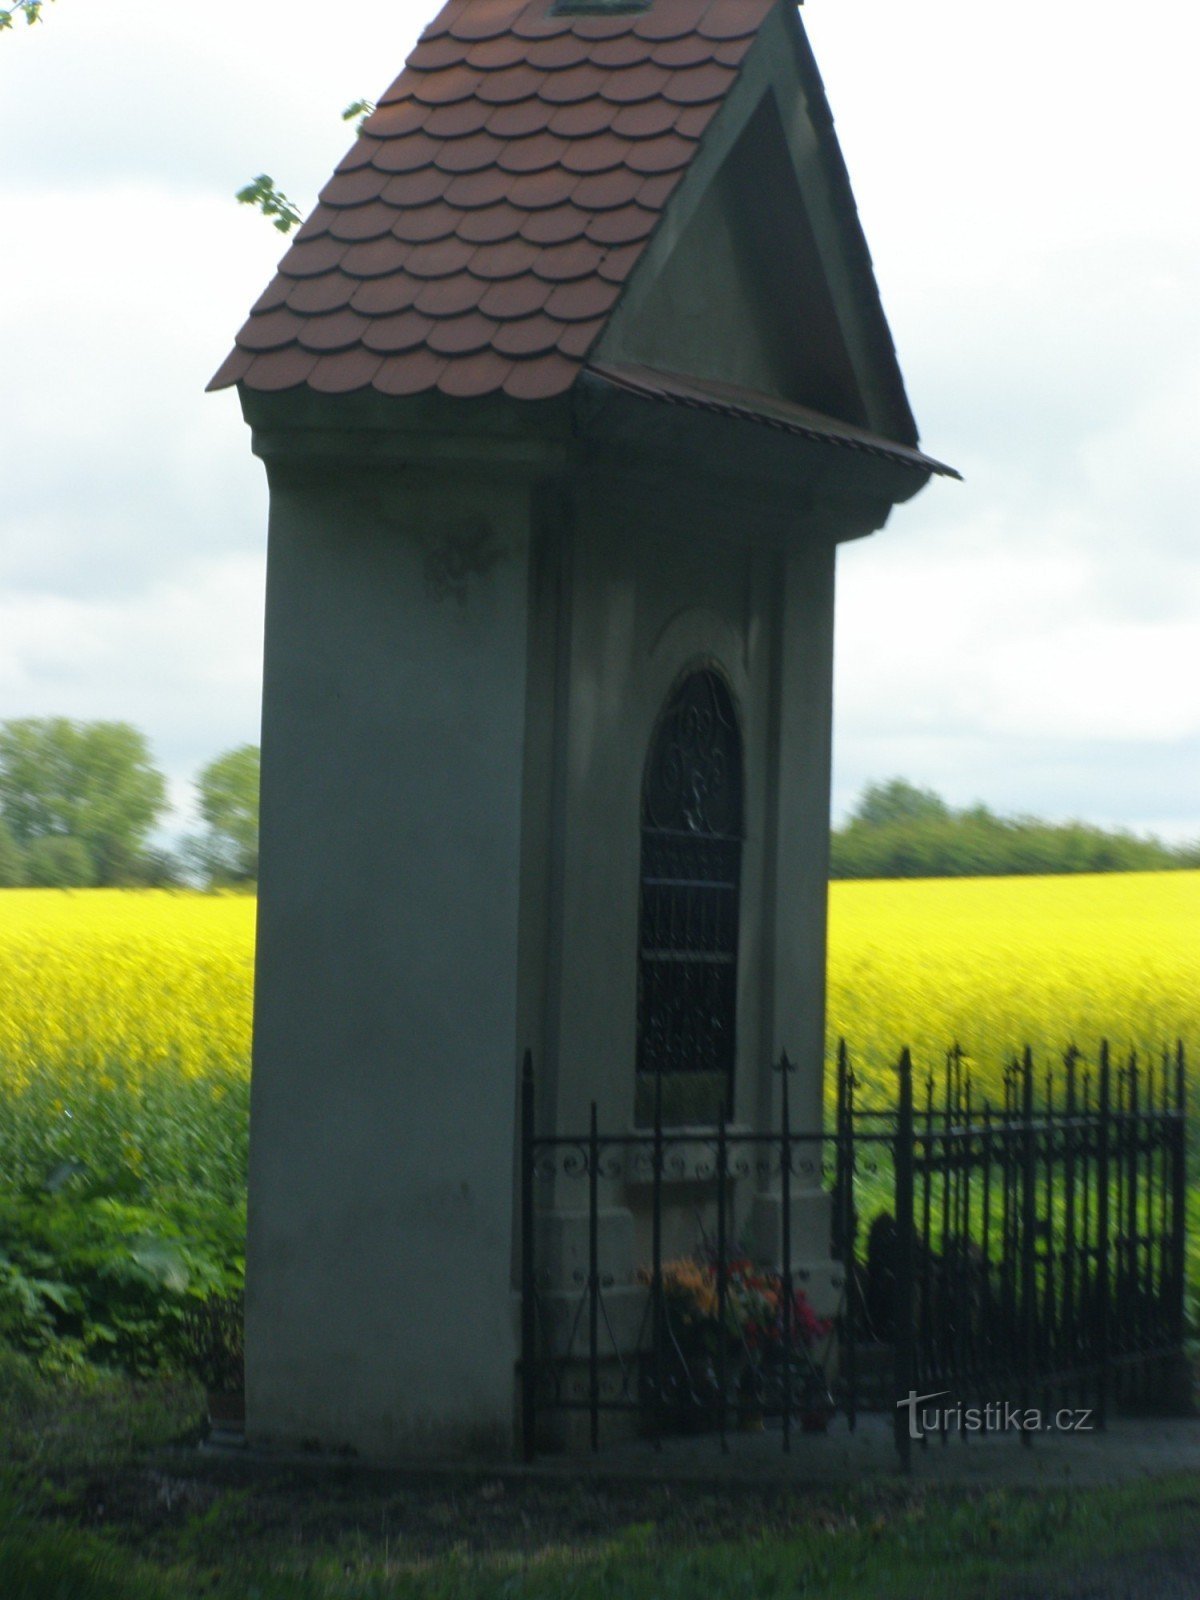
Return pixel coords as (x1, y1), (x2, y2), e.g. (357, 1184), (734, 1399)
(638, 1252), (835, 1431)
(649, 1254), (831, 1351)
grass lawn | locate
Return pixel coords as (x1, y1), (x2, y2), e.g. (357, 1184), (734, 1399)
(1, 1349), (1198, 1600)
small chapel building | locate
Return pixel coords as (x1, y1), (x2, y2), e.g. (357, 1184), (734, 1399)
(211, 0), (954, 1460)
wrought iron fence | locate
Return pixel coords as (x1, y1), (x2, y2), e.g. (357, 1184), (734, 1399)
(518, 1039), (1188, 1466)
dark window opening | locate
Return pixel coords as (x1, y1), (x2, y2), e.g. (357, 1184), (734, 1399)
(635, 668), (743, 1127)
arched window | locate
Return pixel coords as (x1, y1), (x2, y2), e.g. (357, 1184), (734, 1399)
(636, 668), (743, 1126)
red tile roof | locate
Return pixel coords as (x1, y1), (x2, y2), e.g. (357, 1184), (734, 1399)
(209, 0), (776, 401)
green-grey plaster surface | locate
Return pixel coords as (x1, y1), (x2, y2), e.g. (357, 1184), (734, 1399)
(247, 463), (532, 1459)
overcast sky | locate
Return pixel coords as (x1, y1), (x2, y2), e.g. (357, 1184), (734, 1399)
(2, 0), (1196, 842)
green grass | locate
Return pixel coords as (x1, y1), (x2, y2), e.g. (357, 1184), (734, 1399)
(1, 1350), (1197, 1600)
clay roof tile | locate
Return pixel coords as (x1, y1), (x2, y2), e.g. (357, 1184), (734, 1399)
(465, 32), (529, 69)
(496, 133), (570, 174)
(362, 309), (435, 353)
(478, 275), (552, 320)
(632, 0), (699, 43)
(438, 349), (514, 396)
(525, 33), (590, 70)
(243, 347), (318, 390)
(433, 131), (506, 173)
(486, 98), (554, 137)
(342, 237), (418, 279)
(623, 131), (694, 174)
(296, 309), (371, 353)
(502, 351), (577, 398)
(215, 0), (776, 403)
(538, 62), (608, 105)
(410, 64), (486, 106)
(423, 99), (494, 138)
(556, 315), (606, 358)
(546, 98), (613, 139)
(507, 167), (580, 210)
(371, 131), (441, 174)
(492, 312), (561, 357)
(390, 200), (461, 244)
(413, 272), (481, 316)
(599, 62), (672, 105)
(404, 236), (478, 279)
(406, 33), (467, 71)
(662, 62), (735, 105)
(426, 310), (501, 355)
(319, 164), (390, 207)
(328, 202), (397, 243)
(474, 62), (546, 104)
(519, 203), (589, 244)
(530, 238), (606, 282)
(374, 348), (448, 394)
(380, 167), (451, 207)
(543, 275), (621, 322)
(466, 237), (541, 279)
(456, 201), (525, 242)
(237, 308), (301, 354)
(609, 98), (678, 138)
(584, 202), (658, 246)
(349, 274), (423, 316)
(250, 275), (291, 314)
(559, 130), (628, 174)
(449, 0), (524, 41)
(588, 34), (652, 69)
(305, 348), (384, 393)
(570, 167), (643, 211)
(278, 236), (348, 281)
(284, 272), (357, 314)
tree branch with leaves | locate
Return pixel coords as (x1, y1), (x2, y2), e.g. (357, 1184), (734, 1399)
(0, 1), (54, 29)
(236, 101), (375, 235)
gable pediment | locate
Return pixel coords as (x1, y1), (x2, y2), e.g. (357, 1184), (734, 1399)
(594, 2), (917, 446)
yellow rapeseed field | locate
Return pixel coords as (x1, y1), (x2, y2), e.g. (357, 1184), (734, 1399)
(0, 890), (255, 1089)
(0, 890), (255, 1201)
(826, 870), (1198, 1106)
(0, 872), (1193, 1137)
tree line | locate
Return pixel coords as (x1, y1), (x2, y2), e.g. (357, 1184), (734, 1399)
(1, 726), (1195, 889)
(0, 719), (258, 889)
(831, 779), (1199, 880)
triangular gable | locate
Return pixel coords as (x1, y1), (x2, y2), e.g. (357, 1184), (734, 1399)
(595, 1), (917, 444)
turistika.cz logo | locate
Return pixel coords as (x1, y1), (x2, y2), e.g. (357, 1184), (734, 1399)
(896, 1390), (1095, 1441)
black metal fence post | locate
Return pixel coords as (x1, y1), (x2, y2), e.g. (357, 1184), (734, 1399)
(650, 1064), (665, 1450)
(1019, 1046), (1036, 1449)
(519, 1048), (536, 1462)
(1096, 1043), (1112, 1430)
(894, 1047), (915, 1471)
(716, 1103), (729, 1453)
(835, 1039), (858, 1432)
(1172, 1042), (1187, 1346)
(587, 1099), (600, 1452)
(778, 1052), (794, 1454)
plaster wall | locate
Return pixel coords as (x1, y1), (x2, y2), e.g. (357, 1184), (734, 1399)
(533, 473), (839, 1279)
(246, 462), (532, 1459)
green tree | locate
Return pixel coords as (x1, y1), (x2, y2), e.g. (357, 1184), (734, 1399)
(0, 718), (167, 887)
(194, 745), (259, 884)
(23, 833), (92, 888)
(851, 777), (950, 830)
(0, 814), (24, 886)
